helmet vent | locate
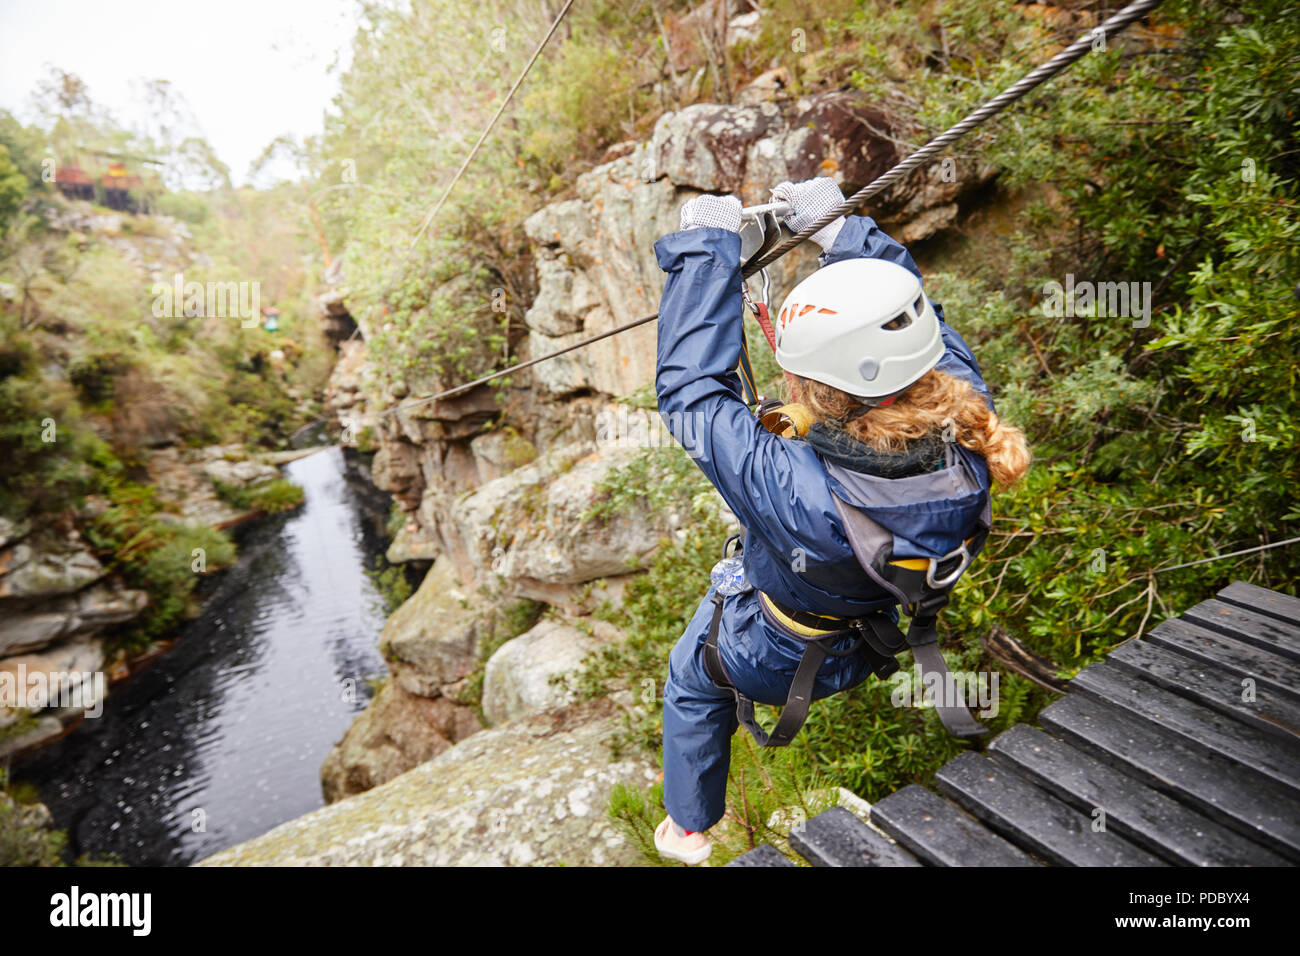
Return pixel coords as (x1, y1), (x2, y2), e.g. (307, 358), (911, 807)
(913, 294), (925, 315)
(882, 313), (911, 331)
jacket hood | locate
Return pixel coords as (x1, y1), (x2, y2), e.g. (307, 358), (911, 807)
(821, 441), (990, 560)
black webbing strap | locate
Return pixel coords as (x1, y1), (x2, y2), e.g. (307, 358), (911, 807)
(905, 617), (989, 740)
(703, 592), (853, 748)
(702, 592), (987, 745)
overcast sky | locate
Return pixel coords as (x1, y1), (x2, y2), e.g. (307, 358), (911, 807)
(0, 0), (362, 185)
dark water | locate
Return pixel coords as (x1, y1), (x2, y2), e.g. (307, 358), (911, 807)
(15, 447), (393, 866)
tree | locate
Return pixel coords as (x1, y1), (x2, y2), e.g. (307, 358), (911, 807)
(0, 145), (27, 231)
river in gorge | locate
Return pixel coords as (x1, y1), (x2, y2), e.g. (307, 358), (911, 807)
(13, 446), (402, 866)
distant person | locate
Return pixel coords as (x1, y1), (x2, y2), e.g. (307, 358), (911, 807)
(651, 177), (1030, 864)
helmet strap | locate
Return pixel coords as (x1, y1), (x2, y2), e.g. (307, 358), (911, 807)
(841, 392), (898, 424)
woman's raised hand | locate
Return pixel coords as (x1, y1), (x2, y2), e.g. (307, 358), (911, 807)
(770, 178), (847, 251)
(678, 194), (742, 233)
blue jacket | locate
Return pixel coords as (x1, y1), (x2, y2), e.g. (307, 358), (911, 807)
(654, 215), (993, 620)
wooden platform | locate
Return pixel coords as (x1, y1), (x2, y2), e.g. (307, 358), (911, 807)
(729, 581), (1300, 867)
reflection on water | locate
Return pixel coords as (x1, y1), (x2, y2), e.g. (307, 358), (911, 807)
(15, 447), (391, 865)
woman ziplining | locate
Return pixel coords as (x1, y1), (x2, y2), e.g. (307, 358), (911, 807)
(349, 0), (1162, 867)
(651, 178), (1032, 865)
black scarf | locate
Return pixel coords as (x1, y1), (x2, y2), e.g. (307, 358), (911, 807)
(805, 421), (946, 479)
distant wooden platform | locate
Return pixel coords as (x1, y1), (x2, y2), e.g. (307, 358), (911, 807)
(729, 581), (1300, 867)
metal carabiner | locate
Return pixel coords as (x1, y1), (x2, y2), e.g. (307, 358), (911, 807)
(926, 542), (972, 589)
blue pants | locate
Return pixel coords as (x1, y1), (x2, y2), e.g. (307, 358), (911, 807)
(661, 587), (878, 832)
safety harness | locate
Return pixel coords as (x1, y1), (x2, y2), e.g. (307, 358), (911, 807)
(701, 403), (993, 746)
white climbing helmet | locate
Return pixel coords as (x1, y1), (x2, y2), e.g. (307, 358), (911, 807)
(774, 258), (943, 401)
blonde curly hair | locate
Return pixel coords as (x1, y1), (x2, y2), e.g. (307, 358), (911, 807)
(796, 369), (1032, 487)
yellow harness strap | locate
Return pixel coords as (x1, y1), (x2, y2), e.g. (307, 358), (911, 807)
(758, 591), (847, 638)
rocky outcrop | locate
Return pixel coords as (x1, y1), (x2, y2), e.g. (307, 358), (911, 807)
(317, 290), (359, 345)
(203, 700), (656, 867)
(0, 635), (108, 757)
(201, 457), (280, 488)
(319, 556), (490, 801)
(522, 161), (675, 398)
(0, 442), (288, 758)
(482, 619), (609, 726)
(146, 443), (283, 529)
(44, 203), (198, 283)
(377, 556), (487, 699)
(323, 338), (380, 453)
(0, 530), (105, 602)
(0, 522), (139, 756)
(437, 442), (664, 589)
(0, 581), (147, 657)
(320, 679), (481, 804)
(384, 519), (439, 564)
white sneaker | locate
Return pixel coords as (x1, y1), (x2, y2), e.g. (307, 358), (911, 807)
(655, 816), (712, 865)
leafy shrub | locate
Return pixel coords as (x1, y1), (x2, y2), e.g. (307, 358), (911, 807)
(83, 479), (237, 650)
(212, 477), (304, 515)
(365, 563), (413, 615)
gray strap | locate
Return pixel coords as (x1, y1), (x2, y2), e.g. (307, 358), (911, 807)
(702, 591), (833, 749)
(907, 629), (989, 740)
(736, 639), (828, 748)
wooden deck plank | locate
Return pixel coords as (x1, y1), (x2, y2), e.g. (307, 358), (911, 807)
(726, 843), (796, 867)
(870, 784), (1040, 866)
(787, 806), (923, 867)
(1217, 581), (1300, 626)
(1071, 662), (1300, 797)
(1182, 599), (1300, 663)
(1106, 638), (1300, 741)
(1040, 694), (1300, 860)
(988, 724), (1290, 866)
(1146, 617), (1300, 704)
(934, 752), (1167, 866)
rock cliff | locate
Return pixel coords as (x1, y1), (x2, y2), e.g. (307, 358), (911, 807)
(204, 699), (655, 867)
(0, 441), (294, 759)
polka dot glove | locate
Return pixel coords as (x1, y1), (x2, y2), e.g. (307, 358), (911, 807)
(770, 177), (847, 251)
(679, 194), (742, 233)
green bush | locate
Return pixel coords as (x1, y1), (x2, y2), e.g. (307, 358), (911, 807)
(83, 479), (237, 650)
(0, 354), (107, 520)
(0, 769), (65, 867)
(0, 143), (27, 231)
(212, 477), (304, 515)
(365, 563), (413, 615)
(155, 190), (211, 225)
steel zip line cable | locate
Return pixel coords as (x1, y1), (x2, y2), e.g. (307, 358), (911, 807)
(744, 0), (1164, 276)
(382, 0), (576, 291)
(383, 0), (1163, 416)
